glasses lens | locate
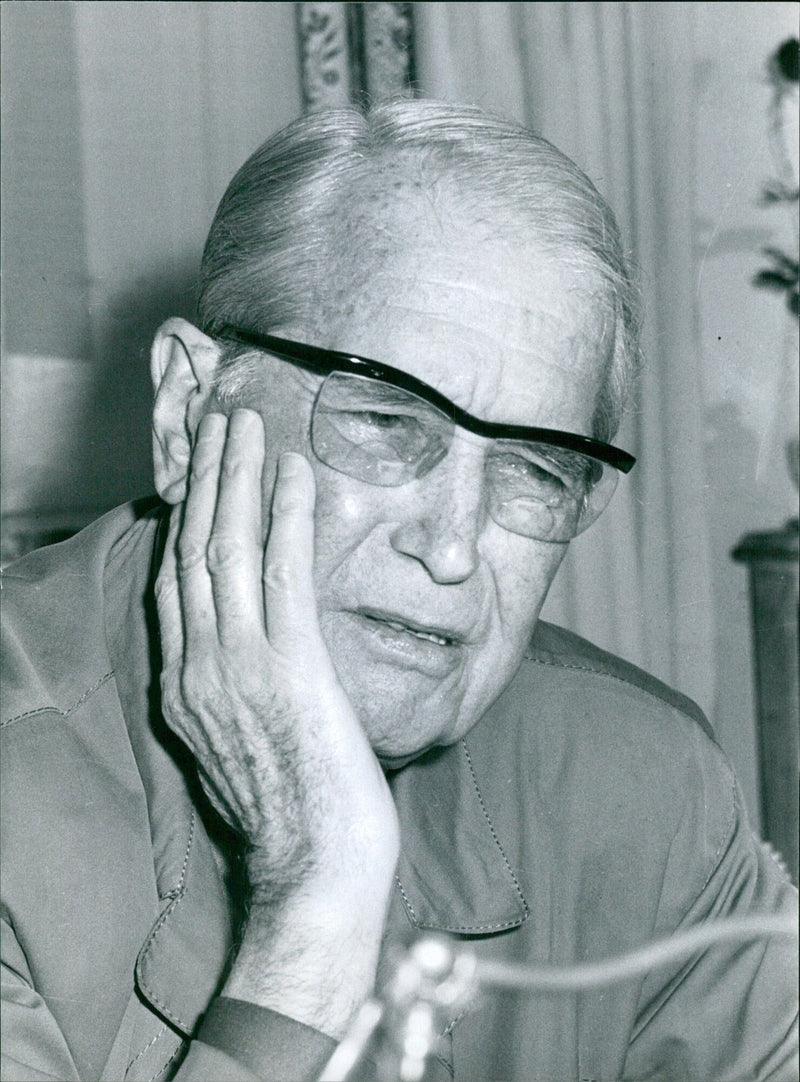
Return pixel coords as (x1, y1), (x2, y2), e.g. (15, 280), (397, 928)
(311, 373), (618, 541)
(311, 372), (453, 486)
(486, 441), (618, 541)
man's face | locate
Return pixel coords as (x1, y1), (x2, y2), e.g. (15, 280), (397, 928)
(247, 208), (612, 763)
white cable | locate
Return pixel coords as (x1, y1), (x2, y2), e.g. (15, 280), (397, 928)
(318, 915), (796, 1079)
(475, 914), (797, 991)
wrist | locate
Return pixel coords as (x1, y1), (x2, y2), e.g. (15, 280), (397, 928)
(225, 887), (391, 1037)
(245, 811), (400, 905)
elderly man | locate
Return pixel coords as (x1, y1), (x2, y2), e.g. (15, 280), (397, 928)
(2, 101), (797, 1082)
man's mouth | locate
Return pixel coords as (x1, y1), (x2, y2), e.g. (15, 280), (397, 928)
(342, 607), (472, 678)
(356, 608), (463, 647)
(369, 618), (452, 647)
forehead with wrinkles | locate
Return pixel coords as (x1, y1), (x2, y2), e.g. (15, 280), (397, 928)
(316, 183), (615, 425)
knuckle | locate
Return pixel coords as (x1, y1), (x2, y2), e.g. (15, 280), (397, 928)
(220, 454), (248, 481)
(263, 560), (293, 593)
(161, 682), (194, 741)
(195, 415), (226, 447)
(160, 669), (182, 710)
(154, 571), (177, 606)
(188, 449), (222, 483)
(189, 453), (217, 480)
(176, 538), (207, 573)
(206, 534), (242, 574)
(178, 667), (220, 723)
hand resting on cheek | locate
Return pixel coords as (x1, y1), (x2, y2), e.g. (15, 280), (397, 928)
(155, 408), (400, 1036)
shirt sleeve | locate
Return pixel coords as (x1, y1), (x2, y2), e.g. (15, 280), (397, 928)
(623, 783), (799, 1082)
(3, 928), (338, 1082)
(177, 997), (338, 1082)
(2, 906), (339, 1082)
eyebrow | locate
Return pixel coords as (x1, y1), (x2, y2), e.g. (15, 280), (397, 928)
(326, 380), (433, 409)
(218, 326), (636, 473)
(505, 441), (596, 477)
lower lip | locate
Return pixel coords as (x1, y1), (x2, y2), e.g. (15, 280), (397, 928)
(348, 613), (463, 679)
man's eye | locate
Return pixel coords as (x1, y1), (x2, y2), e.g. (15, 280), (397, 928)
(489, 449), (589, 505)
(341, 410), (424, 440)
(358, 411), (419, 432)
(493, 452), (567, 488)
(331, 410), (432, 462)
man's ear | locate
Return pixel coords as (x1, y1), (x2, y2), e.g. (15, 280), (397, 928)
(150, 318), (221, 504)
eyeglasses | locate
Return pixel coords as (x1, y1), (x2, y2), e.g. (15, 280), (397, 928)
(217, 326), (636, 542)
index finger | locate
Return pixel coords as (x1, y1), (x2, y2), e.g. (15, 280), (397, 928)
(155, 505), (185, 673)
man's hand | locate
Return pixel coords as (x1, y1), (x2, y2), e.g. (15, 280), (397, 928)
(155, 409), (400, 1035)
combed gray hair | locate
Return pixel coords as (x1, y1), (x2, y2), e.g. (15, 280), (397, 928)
(198, 99), (641, 441)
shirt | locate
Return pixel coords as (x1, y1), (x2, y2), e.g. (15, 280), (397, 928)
(2, 501), (797, 1081)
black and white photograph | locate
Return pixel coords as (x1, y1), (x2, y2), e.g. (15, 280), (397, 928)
(1, 3), (798, 1080)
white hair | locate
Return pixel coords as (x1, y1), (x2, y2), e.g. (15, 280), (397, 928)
(198, 99), (641, 441)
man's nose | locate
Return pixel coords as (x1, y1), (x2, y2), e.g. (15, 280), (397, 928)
(388, 442), (486, 584)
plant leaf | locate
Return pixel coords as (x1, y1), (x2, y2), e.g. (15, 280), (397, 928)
(753, 270), (797, 290)
(761, 248), (799, 274)
(760, 181), (800, 205)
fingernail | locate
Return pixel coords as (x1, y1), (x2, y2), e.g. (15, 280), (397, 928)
(230, 407), (260, 431)
(198, 411), (226, 434)
(279, 452), (304, 478)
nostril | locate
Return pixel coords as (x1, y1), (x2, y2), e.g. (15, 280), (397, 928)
(388, 448), (487, 580)
(389, 520), (479, 584)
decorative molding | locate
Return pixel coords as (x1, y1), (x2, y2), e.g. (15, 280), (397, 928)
(297, 2), (416, 112)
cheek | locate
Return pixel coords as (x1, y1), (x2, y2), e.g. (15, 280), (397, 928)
(449, 538), (566, 730)
(310, 466), (386, 579)
(465, 539), (567, 708)
(487, 532), (568, 634)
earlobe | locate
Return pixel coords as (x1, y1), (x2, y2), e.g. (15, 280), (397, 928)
(150, 318), (221, 504)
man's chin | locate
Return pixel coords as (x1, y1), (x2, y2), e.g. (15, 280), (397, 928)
(358, 706), (455, 769)
(330, 661), (464, 765)
(366, 713), (468, 769)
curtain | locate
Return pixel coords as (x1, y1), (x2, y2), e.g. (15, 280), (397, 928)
(1, 2), (303, 535)
(413, 2), (718, 717)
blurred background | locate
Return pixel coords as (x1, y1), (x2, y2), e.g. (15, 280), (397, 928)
(2, 2), (798, 864)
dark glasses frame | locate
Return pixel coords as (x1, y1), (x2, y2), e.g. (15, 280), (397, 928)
(217, 326), (636, 474)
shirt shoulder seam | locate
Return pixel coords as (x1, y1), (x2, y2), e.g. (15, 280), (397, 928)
(522, 651), (712, 737)
(1, 671), (115, 729)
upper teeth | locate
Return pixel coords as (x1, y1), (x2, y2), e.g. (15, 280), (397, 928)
(383, 620), (450, 646)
